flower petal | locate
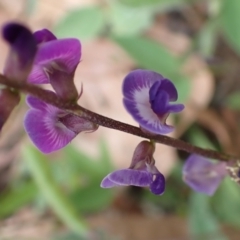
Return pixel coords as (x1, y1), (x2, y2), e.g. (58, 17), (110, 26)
(160, 79), (178, 101)
(100, 176), (118, 188)
(28, 38), (81, 84)
(108, 169), (152, 187)
(24, 104), (76, 154)
(183, 154), (227, 195)
(130, 141), (155, 169)
(3, 23), (37, 80)
(123, 69), (163, 102)
(123, 98), (174, 134)
(150, 172), (165, 195)
(26, 95), (49, 111)
(34, 29), (57, 44)
(167, 104), (185, 113)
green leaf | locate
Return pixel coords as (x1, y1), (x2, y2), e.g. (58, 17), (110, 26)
(197, 21), (218, 58)
(119, 0), (191, 9)
(70, 181), (113, 213)
(189, 126), (216, 150)
(54, 6), (105, 40)
(108, 2), (153, 35)
(113, 36), (190, 102)
(220, 0), (240, 54)
(22, 146), (88, 237)
(188, 192), (227, 240)
(226, 91), (240, 110)
(63, 142), (113, 179)
(213, 178), (240, 227)
(0, 181), (37, 218)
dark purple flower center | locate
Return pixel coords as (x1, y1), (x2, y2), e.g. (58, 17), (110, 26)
(150, 173), (165, 195)
(149, 80), (170, 116)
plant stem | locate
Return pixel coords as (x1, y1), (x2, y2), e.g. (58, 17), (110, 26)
(0, 74), (237, 162)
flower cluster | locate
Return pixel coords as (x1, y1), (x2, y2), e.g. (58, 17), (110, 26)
(0, 22), (235, 197)
(2, 23), (98, 153)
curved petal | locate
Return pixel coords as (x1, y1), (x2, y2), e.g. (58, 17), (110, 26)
(150, 90), (169, 115)
(100, 176), (118, 188)
(123, 98), (174, 134)
(123, 70), (164, 102)
(150, 173), (165, 195)
(160, 79), (178, 101)
(167, 103), (185, 113)
(28, 38), (81, 84)
(34, 29), (57, 44)
(24, 107), (76, 154)
(183, 154), (227, 195)
(26, 95), (49, 110)
(3, 23), (37, 80)
(108, 169), (152, 187)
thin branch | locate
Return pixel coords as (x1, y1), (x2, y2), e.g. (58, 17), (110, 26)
(0, 74), (238, 162)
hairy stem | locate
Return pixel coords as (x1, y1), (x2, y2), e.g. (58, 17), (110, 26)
(0, 74), (237, 162)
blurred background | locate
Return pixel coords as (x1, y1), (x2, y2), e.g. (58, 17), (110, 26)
(0, 0), (240, 239)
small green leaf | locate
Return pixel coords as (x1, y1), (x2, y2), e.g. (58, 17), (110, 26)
(188, 193), (227, 240)
(54, 6), (105, 40)
(189, 126), (216, 150)
(213, 178), (240, 227)
(108, 2), (153, 35)
(197, 21), (218, 58)
(119, 0), (190, 9)
(70, 181), (113, 213)
(220, 0), (240, 54)
(226, 91), (240, 110)
(22, 146), (88, 237)
(0, 181), (37, 218)
(113, 35), (190, 102)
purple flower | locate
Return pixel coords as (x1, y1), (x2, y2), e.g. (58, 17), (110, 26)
(28, 29), (80, 101)
(101, 141), (165, 195)
(2, 23), (37, 81)
(183, 154), (227, 196)
(24, 95), (98, 154)
(122, 69), (184, 134)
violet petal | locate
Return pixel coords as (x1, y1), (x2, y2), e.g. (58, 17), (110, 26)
(123, 69), (163, 102)
(100, 176), (118, 188)
(28, 38), (81, 84)
(3, 23), (37, 80)
(150, 90), (169, 115)
(150, 172), (165, 195)
(160, 79), (178, 101)
(108, 169), (152, 187)
(34, 29), (57, 44)
(123, 98), (174, 134)
(183, 154), (227, 195)
(24, 103), (76, 154)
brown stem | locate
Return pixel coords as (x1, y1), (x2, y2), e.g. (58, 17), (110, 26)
(0, 74), (238, 162)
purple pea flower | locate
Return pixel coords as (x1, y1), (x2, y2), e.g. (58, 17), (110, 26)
(24, 95), (98, 154)
(122, 69), (184, 134)
(101, 141), (165, 195)
(20, 28), (98, 153)
(183, 154), (227, 196)
(28, 29), (80, 101)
